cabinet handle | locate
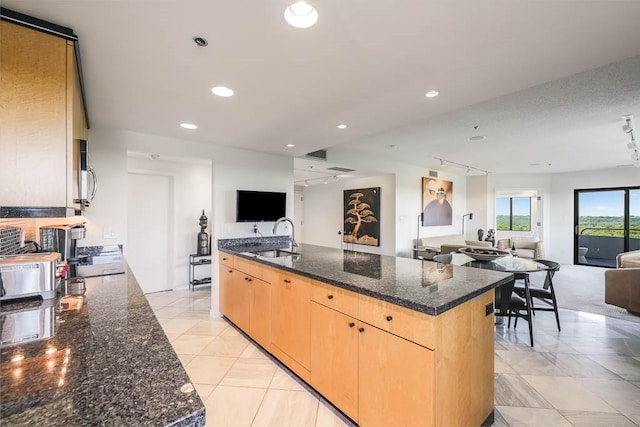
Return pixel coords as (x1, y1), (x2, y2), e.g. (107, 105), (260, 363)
(358, 327), (365, 333)
(247, 278), (252, 282)
(349, 322), (355, 328)
(386, 316), (393, 322)
(284, 279), (292, 284)
(223, 257), (227, 261)
(327, 295), (334, 300)
(228, 270), (232, 273)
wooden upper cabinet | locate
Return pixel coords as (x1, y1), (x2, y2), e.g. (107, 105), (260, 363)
(0, 20), (87, 209)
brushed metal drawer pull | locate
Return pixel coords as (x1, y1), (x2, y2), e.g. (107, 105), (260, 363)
(386, 316), (393, 322)
(327, 295), (334, 300)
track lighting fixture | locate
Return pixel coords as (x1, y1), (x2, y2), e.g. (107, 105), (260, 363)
(434, 158), (489, 175)
(295, 175), (341, 187)
(622, 115), (640, 168)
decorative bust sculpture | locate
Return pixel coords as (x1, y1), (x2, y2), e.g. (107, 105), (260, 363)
(477, 228), (484, 241)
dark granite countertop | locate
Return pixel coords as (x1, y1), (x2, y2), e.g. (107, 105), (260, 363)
(219, 240), (513, 316)
(0, 267), (205, 426)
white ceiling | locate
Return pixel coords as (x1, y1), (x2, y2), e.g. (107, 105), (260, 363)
(4, 0), (640, 175)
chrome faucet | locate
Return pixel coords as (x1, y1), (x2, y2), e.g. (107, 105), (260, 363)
(273, 217), (298, 247)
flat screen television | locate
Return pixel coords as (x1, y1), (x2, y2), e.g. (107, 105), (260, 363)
(236, 190), (286, 222)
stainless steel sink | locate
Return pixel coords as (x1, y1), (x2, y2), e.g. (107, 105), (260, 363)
(251, 249), (299, 258)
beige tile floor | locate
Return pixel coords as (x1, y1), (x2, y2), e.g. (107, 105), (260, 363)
(147, 288), (640, 427)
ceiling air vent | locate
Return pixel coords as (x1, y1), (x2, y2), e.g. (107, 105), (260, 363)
(327, 166), (356, 173)
(305, 149), (327, 161)
(429, 170), (438, 178)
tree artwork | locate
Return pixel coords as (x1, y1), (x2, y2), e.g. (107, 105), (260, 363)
(343, 188), (380, 246)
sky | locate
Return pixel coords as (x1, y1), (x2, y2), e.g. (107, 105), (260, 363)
(579, 190), (640, 217)
(496, 197), (532, 216)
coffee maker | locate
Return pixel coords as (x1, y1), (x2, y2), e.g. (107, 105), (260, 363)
(39, 224), (86, 263)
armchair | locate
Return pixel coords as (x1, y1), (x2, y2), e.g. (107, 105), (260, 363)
(605, 250), (640, 316)
(497, 238), (544, 260)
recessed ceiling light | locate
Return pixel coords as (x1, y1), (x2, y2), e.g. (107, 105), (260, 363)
(284, 1), (318, 28)
(425, 90), (439, 98)
(304, 180), (309, 187)
(286, 144), (295, 148)
(337, 124), (347, 129)
(180, 123), (198, 129)
(211, 86), (234, 97)
(192, 36), (208, 47)
(469, 135), (486, 141)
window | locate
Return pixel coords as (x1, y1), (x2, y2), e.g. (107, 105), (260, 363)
(496, 197), (531, 231)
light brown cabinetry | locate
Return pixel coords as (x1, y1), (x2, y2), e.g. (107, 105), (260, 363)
(218, 254), (271, 350)
(0, 20), (87, 209)
(219, 265), (250, 332)
(310, 302), (359, 421)
(219, 254), (495, 426)
(310, 283), (435, 426)
(270, 270), (311, 378)
(358, 322), (434, 427)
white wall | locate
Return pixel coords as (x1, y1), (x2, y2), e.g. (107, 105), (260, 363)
(85, 127), (293, 315)
(302, 174), (396, 256)
(127, 155), (212, 290)
(466, 174), (488, 241)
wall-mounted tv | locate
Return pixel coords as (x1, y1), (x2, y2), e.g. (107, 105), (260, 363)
(236, 190), (286, 222)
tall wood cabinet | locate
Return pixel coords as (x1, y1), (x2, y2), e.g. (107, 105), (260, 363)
(0, 18), (87, 209)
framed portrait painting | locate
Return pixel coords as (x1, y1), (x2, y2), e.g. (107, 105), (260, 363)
(422, 178), (453, 226)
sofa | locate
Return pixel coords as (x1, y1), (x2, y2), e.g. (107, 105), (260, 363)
(496, 237), (544, 260)
(415, 234), (492, 259)
(605, 250), (640, 316)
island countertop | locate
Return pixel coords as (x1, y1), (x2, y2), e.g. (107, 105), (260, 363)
(0, 268), (205, 426)
(219, 239), (513, 316)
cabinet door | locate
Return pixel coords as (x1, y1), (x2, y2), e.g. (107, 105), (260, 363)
(0, 21), (68, 207)
(271, 271), (311, 369)
(310, 302), (358, 421)
(219, 267), (249, 332)
(249, 277), (271, 350)
(359, 324), (435, 427)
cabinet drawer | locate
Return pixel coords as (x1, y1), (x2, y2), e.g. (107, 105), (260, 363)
(358, 295), (436, 350)
(219, 253), (234, 268)
(234, 256), (272, 282)
(310, 280), (358, 318)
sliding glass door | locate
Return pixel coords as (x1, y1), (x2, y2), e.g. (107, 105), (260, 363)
(575, 187), (640, 267)
(631, 189), (640, 252)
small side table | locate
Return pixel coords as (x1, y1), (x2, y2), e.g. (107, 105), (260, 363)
(189, 254), (211, 290)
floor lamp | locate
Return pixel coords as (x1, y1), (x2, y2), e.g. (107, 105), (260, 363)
(462, 213), (473, 235)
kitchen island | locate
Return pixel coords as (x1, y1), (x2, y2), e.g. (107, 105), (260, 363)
(218, 238), (513, 427)
(0, 267), (205, 426)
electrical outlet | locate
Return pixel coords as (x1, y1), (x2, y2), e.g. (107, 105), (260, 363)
(103, 227), (117, 239)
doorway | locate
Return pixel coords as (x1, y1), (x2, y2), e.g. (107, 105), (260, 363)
(127, 172), (173, 293)
(574, 187), (640, 267)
